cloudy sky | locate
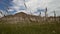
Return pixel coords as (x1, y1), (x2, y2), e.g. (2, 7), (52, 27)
(0, 0), (60, 17)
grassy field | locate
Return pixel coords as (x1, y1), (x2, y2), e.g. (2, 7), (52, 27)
(0, 21), (60, 34)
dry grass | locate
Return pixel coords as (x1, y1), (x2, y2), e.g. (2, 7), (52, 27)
(0, 20), (60, 34)
(0, 12), (60, 34)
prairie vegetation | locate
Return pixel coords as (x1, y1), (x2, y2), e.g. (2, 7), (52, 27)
(0, 20), (60, 34)
(0, 12), (60, 34)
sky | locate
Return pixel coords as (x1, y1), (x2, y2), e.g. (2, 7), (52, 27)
(0, 0), (60, 17)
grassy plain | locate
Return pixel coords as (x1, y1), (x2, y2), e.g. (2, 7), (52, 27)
(0, 21), (60, 34)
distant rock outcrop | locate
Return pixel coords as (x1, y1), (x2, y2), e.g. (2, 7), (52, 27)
(0, 12), (60, 24)
(0, 12), (41, 24)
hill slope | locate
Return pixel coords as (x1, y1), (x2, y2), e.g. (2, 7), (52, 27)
(0, 12), (41, 23)
(0, 12), (60, 24)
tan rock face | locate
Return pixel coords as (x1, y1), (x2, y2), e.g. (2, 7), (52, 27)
(0, 12), (60, 24)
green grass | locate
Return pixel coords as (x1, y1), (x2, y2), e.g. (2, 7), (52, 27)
(0, 21), (60, 34)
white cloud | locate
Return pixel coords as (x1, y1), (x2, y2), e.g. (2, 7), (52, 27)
(0, 10), (4, 18)
(0, 13), (3, 18)
(11, 0), (60, 16)
(47, 0), (60, 16)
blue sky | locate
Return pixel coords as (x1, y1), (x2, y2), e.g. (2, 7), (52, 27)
(0, 0), (60, 17)
(0, 0), (13, 10)
(0, 0), (14, 15)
